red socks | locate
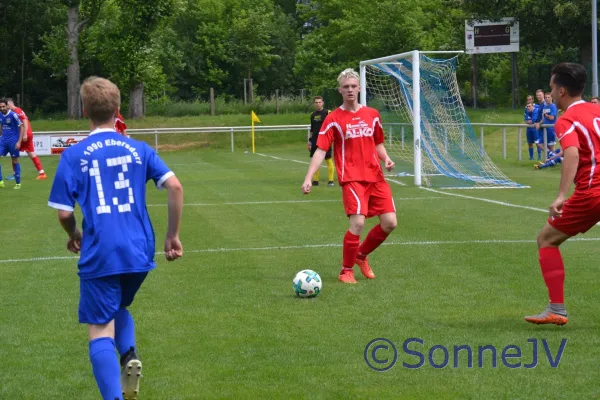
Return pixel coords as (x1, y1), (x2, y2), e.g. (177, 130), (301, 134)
(357, 224), (389, 260)
(343, 231), (360, 269)
(538, 247), (565, 303)
(32, 156), (43, 172)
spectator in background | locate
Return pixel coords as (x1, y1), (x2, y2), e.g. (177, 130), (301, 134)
(539, 92), (558, 152)
(534, 89), (546, 148)
(525, 101), (542, 160)
(590, 96), (599, 104)
(535, 148), (563, 170)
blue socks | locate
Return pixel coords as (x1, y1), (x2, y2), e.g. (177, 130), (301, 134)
(115, 308), (136, 356)
(89, 337), (122, 400)
(13, 162), (20, 184)
(528, 148), (534, 159)
(537, 147), (542, 160)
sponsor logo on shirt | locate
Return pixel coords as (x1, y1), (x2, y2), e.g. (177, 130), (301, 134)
(345, 121), (373, 139)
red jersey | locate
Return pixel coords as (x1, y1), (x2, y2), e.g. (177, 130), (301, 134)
(115, 113), (127, 135)
(316, 105), (385, 184)
(13, 107), (32, 137)
(556, 100), (600, 192)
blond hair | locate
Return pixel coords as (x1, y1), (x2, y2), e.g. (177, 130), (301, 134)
(80, 76), (120, 125)
(337, 68), (360, 86)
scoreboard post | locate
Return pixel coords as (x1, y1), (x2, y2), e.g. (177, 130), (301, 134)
(465, 18), (520, 109)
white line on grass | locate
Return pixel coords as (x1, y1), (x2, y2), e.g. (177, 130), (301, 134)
(419, 187), (548, 213)
(386, 178), (407, 186)
(146, 197), (443, 207)
(4, 237), (600, 264)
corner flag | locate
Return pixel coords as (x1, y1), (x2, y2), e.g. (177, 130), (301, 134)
(251, 111), (261, 153)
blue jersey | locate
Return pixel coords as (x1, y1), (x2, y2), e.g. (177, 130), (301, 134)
(0, 110), (23, 143)
(524, 108), (535, 124)
(533, 103), (544, 123)
(48, 129), (174, 279)
(542, 102), (558, 126)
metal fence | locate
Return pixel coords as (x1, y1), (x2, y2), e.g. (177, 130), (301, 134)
(385, 123), (557, 161)
(34, 122), (555, 160)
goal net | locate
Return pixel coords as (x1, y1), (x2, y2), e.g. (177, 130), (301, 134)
(360, 50), (525, 188)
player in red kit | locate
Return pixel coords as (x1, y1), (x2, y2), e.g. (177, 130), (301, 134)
(115, 111), (129, 137)
(301, 68), (397, 284)
(6, 98), (46, 180)
(525, 62), (600, 325)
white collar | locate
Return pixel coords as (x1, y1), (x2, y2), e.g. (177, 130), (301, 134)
(89, 127), (117, 136)
(567, 100), (586, 110)
(339, 104), (363, 112)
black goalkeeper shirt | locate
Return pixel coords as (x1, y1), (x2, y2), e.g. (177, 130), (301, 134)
(310, 109), (330, 142)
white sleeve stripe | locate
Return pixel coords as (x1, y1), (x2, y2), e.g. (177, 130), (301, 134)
(156, 171), (175, 189)
(318, 122), (343, 136)
(372, 117), (383, 129)
(558, 122), (578, 141)
(48, 201), (74, 212)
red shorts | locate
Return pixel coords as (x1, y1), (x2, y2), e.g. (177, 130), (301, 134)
(19, 135), (34, 153)
(342, 180), (396, 218)
(549, 190), (600, 236)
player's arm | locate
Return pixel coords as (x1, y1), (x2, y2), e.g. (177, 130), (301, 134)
(554, 146), (578, 199)
(302, 115), (334, 193)
(57, 210), (82, 253)
(163, 176), (184, 261)
(376, 143), (395, 171)
(146, 144), (183, 261)
(19, 123), (25, 142)
(302, 149), (327, 193)
(547, 105), (557, 121)
(21, 117), (29, 142)
(373, 113), (394, 171)
(15, 117), (24, 149)
(48, 154), (82, 253)
(549, 119), (579, 217)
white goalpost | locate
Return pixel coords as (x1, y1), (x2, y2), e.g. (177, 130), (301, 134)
(359, 50), (525, 189)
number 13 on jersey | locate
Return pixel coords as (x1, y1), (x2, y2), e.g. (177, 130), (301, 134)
(90, 155), (135, 214)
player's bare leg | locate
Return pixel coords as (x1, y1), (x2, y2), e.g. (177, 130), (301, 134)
(525, 222), (570, 325)
(355, 212), (397, 279)
(339, 214), (365, 284)
(27, 151), (47, 179)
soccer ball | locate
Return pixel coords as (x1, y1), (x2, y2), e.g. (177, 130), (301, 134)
(293, 269), (322, 298)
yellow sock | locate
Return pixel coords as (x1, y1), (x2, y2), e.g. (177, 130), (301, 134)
(326, 159), (335, 182)
(312, 169), (320, 182)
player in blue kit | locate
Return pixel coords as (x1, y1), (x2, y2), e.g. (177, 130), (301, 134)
(539, 92), (558, 151)
(48, 77), (184, 400)
(524, 101), (541, 160)
(0, 98), (25, 189)
(535, 148), (563, 169)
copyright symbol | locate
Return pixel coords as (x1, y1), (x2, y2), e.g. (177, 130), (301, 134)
(364, 338), (397, 372)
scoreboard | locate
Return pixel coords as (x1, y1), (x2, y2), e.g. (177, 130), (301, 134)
(465, 18), (519, 54)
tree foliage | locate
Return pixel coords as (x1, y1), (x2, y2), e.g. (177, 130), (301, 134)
(2, 0), (599, 115)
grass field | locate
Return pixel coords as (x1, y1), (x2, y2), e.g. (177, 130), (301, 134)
(2, 113), (600, 399)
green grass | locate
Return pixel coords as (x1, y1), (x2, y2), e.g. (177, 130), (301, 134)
(3, 109), (596, 399)
(1, 132), (599, 399)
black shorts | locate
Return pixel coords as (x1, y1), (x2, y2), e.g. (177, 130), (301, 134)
(310, 141), (332, 159)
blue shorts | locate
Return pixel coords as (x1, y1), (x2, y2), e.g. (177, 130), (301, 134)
(526, 128), (539, 144)
(545, 129), (556, 145)
(0, 141), (19, 158)
(79, 272), (148, 324)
